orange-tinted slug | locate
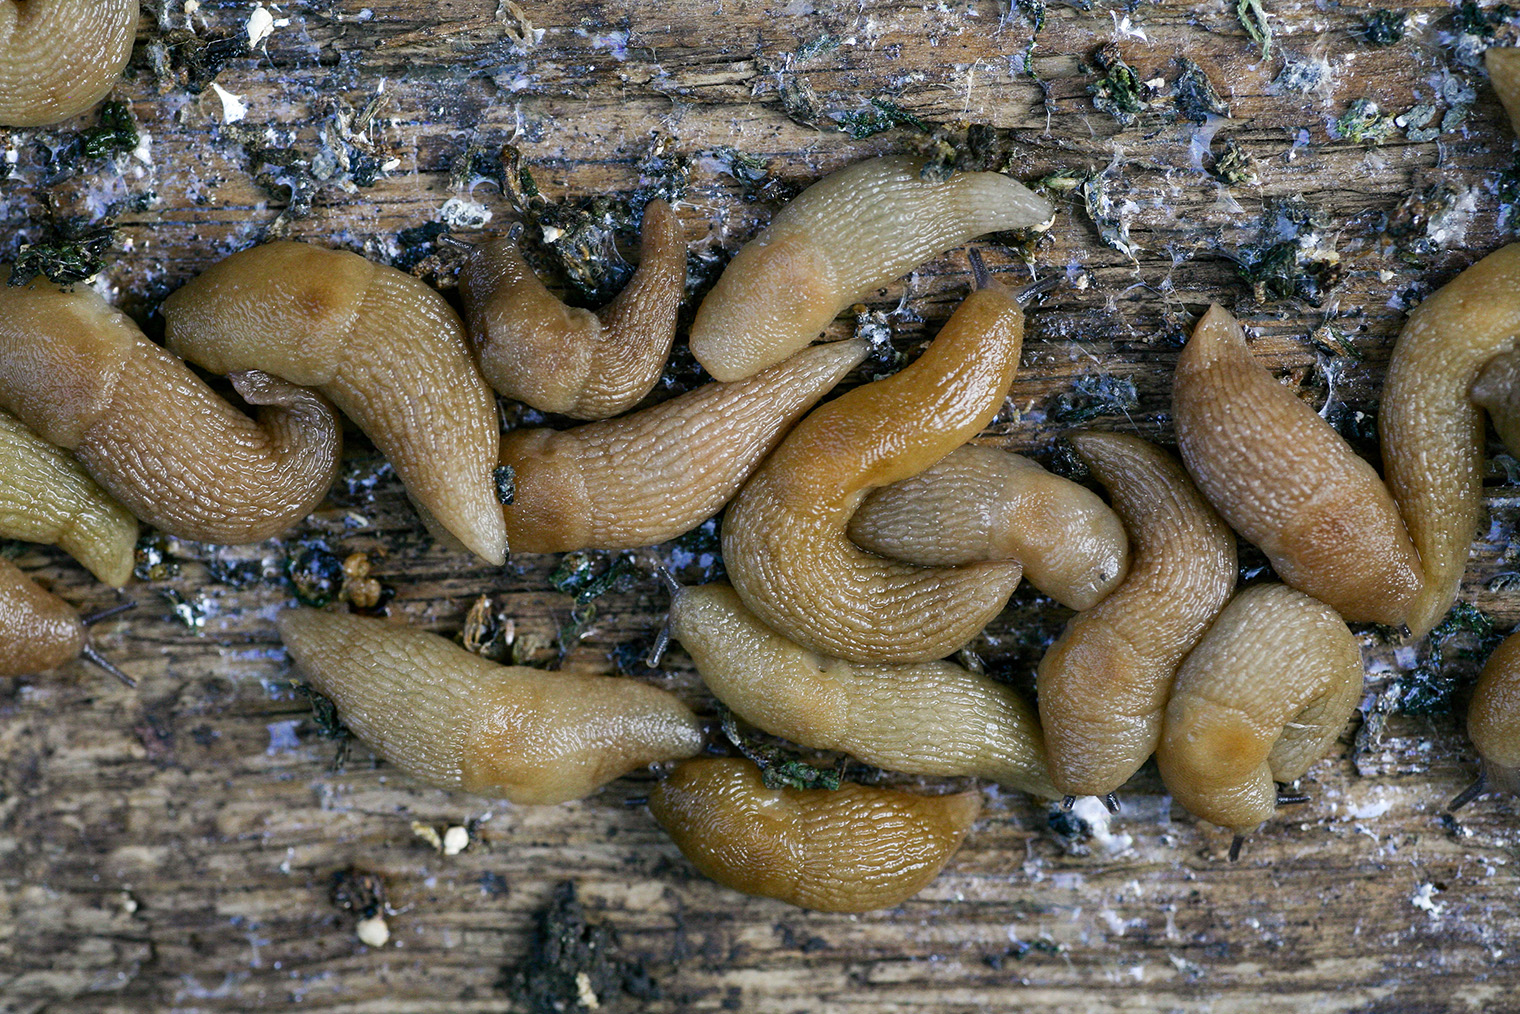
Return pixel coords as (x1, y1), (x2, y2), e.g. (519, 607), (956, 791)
(1451, 630), (1520, 809)
(0, 0), (139, 127)
(1487, 47), (1520, 136)
(0, 559), (133, 684)
(1470, 348), (1520, 456)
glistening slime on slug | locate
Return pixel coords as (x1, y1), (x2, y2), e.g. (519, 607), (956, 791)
(0, 0), (139, 126)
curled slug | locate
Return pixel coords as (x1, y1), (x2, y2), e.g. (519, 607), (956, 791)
(460, 200), (687, 419)
(163, 241), (507, 565)
(846, 444), (1130, 611)
(649, 758), (981, 912)
(0, 559), (133, 684)
(1380, 243), (1520, 638)
(501, 338), (867, 554)
(1487, 46), (1520, 136)
(1037, 432), (1237, 801)
(722, 280), (1026, 664)
(1470, 348), (1520, 456)
(666, 580), (1058, 798)
(0, 0), (138, 127)
(277, 608), (705, 805)
(1451, 631), (1520, 809)
(1173, 304), (1419, 625)
(0, 409), (136, 588)
(0, 270), (341, 545)
(689, 155), (1053, 381)
(1156, 583), (1363, 841)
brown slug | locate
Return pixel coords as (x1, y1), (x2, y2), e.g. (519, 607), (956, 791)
(460, 199), (687, 419)
(1037, 432), (1237, 802)
(688, 155), (1053, 381)
(500, 338), (867, 554)
(1380, 243), (1520, 638)
(0, 269), (342, 545)
(1450, 630), (1520, 809)
(1469, 348), (1520, 456)
(649, 758), (981, 912)
(0, 558), (134, 684)
(1487, 46), (1520, 136)
(846, 444), (1130, 611)
(1155, 583), (1364, 843)
(0, 0), (139, 127)
(665, 581), (1058, 798)
(1173, 304), (1419, 625)
(162, 241), (507, 565)
(277, 608), (705, 805)
(721, 279), (1026, 664)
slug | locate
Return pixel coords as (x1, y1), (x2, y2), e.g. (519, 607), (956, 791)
(0, 409), (136, 588)
(501, 338), (867, 554)
(0, 0), (138, 127)
(665, 580), (1058, 798)
(0, 270), (342, 545)
(1487, 46), (1520, 136)
(1037, 432), (1237, 802)
(846, 444), (1130, 611)
(688, 155), (1053, 381)
(460, 199), (687, 419)
(277, 608), (705, 804)
(649, 758), (981, 912)
(1469, 348), (1520, 456)
(162, 241), (507, 566)
(1450, 631), (1520, 809)
(0, 559), (134, 684)
(1173, 304), (1419, 625)
(721, 277), (1026, 664)
(1380, 243), (1520, 638)
(1155, 583), (1364, 844)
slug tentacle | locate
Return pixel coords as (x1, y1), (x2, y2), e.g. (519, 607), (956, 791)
(689, 155), (1053, 381)
(0, 0), (139, 127)
(847, 444), (1131, 611)
(1156, 583), (1364, 837)
(461, 199), (687, 419)
(0, 271), (342, 544)
(1174, 304), (1419, 625)
(501, 339), (867, 554)
(0, 558), (132, 683)
(163, 241), (507, 565)
(1036, 432), (1237, 800)
(668, 582), (1058, 797)
(277, 608), (705, 804)
(1380, 243), (1520, 638)
(649, 758), (981, 912)
(722, 285), (1026, 664)
(1455, 630), (1520, 808)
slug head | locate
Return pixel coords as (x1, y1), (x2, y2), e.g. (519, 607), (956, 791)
(0, 559), (85, 677)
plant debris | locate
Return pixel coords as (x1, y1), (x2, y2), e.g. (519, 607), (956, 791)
(1333, 98), (1397, 145)
(1391, 603), (1503, 716)
(1085, 44), (1150, 126)
(549, 552), (642, 605)
(721, 708), (842, 791)
(837, 97), (930, 140)
(1079, 166), (1142, 260)
(1233, 199), (1343, 305)
(143, 28), (248, 95)
(1207, 137), (1259, 186)
(503, 881), (660, 1014)
(287, 544), (346, 607)
(8, 215), (114, 287)
(80, 101), (139, 160)
(1171, 58), (1229, 123)
(1378, 183), (1478, 266)
(1236, 0), (1273, 60)
(1361, 9), (1408, 46)
(1047, 374), (1139, 425)
(133, 533), (181, 582)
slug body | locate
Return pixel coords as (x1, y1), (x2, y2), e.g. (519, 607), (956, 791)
(163, 241), (507, 565)
(1470, 348), (1520, 456)
(1037, 433), (1237, 800)
(1156, 583), (1364, 835)
(689, 155), (1053, 381)
(277, 608), (705, 804)
(1381, 243), (1520, 638)
(722, 286), (1025, 664)
(1487, 47), (1520, 136)
(847, 444), (1130, 611)
(649, 758), (981, 912)
(1463, 631), (1520, 800)
(0, 271), (341, 544)
(501, 339), (867, 554)
(0, 558), (85, 676)
(0, 409), (136, 587)
(1174, 304), (1419, 625)
(0, 0), (138, 127)
(461, 199), (687, 419)
(669, 583), (1057, 797)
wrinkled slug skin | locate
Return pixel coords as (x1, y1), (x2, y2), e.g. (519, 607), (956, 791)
(689, 155), (1053, 381)
(1470, 348), (1520, 456)
(1487, 47), (1520, 136)
(461, 199), (687, 419)
(649, 758), (981, 912)
(0, 271), (342, 544)
(277, 609), (705, 804)
(0, 410), (136, 587)
(1037, 433), (1237, 799)
(163, 241), (507, 566)
(502, 339), (868, 554)
(1174, 305), (1419, 625)
(1156, 584), (1364, 835)
(0, 559), (85, 677)
(669, 583), (1058, 797)
(0, 0), (138, 127)
(847, 444), (1130, 611)
(1469, 632), (1520, 796)
(722, 287), (1025, 664)
(1381, 243), (1520, 638)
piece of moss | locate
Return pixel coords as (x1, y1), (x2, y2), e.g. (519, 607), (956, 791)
(1334, 98), (1397, 145)
(8, 217), (114, 287)
(837, 97), (930, 140)
(81, 101), (139, 160)
(1172, 58), (1229, 123)
(1207, 138), (1259, 185)
(1361, 9), (1408, 45)
(548, 552), (641, 605)
(1086, 44), (1149, 126)
(1236, 0), (1273, 59)
(720, 709), (841, 791)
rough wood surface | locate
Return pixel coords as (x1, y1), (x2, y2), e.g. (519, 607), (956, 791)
(3, 1), (1520, 1012)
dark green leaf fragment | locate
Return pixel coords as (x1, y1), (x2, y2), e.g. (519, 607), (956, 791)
(1361, 9), (1407, 45)
(81, 101), (139, 160)
(1172, 58), (1229, 123)
(1086, 44), (1149, 126)
(720, 709), (841, 791)
(9, 218), (114, 287)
